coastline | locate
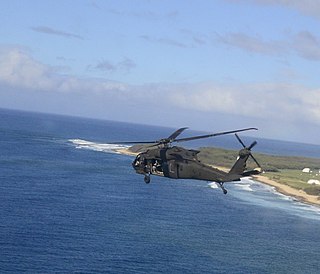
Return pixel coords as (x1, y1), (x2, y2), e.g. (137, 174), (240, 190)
(253, 175), (320, 207)
(114, 147), (320, 207)
(115, 148), (138, 156)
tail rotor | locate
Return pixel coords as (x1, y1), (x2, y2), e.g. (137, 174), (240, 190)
(235, 134), (261, 168)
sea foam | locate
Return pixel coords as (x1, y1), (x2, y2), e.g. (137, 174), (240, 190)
(208, 182), (219, 189)
(68, 139), (129, 154)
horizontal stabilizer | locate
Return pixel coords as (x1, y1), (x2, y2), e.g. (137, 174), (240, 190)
(242, 168), (262, 177)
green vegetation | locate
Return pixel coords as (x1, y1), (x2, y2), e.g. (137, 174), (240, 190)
(198, 147), (320, 171)
(262, 170), (320, 196)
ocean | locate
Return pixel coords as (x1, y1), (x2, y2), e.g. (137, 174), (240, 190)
(1, 108), (320, 273)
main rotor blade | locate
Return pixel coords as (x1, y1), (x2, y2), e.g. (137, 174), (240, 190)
(174, 128), (258, 143)
(110, 141), (158, 145)
(167, 127), (188, 140)
(110, 127), (188, 145)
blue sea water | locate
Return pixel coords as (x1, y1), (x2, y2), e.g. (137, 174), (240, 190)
(1, 108), (320, 273)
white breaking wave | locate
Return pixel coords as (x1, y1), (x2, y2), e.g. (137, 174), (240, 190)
(208, 182), (219, 189)
(68, 139), (129, 154)
(235, 178), (320, 220)
(235, 183), (254, 192)
(208, 180), (255, 191)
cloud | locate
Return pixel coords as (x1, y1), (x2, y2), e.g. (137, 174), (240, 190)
(91, 57), (136, 73)
(31, 26), (84, 40)
(168, 82), (320, 124)
(140, 35), (189, 48)
(0, 46), (125, 93)
(140, 30), (209, 48)
(106, 8), (178, 21)
(227, 0), (320, 20)
(180, 29), (208, 46)
(293, 31), (320, 60)
(216, 31), (320, 61)
(94, 60), (117, 72)
(118, 57), (136, 72)
(215, 32), (285, 55)
(1, 45), (320, 139)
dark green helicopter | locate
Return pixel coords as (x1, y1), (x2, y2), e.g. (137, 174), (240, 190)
(117, 127), (261, 194)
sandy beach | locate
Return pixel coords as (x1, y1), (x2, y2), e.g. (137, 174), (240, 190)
(115, 148), (138, 156)
(114, 147), (320, 207)
(253, 175), (320, 206)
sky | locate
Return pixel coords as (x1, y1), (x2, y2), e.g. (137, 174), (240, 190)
(1, 0), (320, 144)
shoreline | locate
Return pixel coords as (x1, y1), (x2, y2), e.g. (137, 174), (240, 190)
(253, 175), (320, 207)
(115, 148), (138, 156)
(114, 147), (320, 207)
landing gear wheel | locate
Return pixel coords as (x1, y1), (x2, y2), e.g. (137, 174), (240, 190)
(218, 182), (228, 194)
(144, 174), (151, 184)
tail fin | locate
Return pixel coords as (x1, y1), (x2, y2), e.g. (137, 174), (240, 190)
(228, 134), (261, 177)
(229, 148), (251, 175)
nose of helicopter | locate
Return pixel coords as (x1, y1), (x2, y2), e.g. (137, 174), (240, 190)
(132, 154), (146, 175)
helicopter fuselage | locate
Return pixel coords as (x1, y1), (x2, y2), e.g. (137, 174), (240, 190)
(132, 146), (237, 183)
(115, 127), (261, 193)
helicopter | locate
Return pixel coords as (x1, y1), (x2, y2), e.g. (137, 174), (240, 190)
(116, 127), (262, 194)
